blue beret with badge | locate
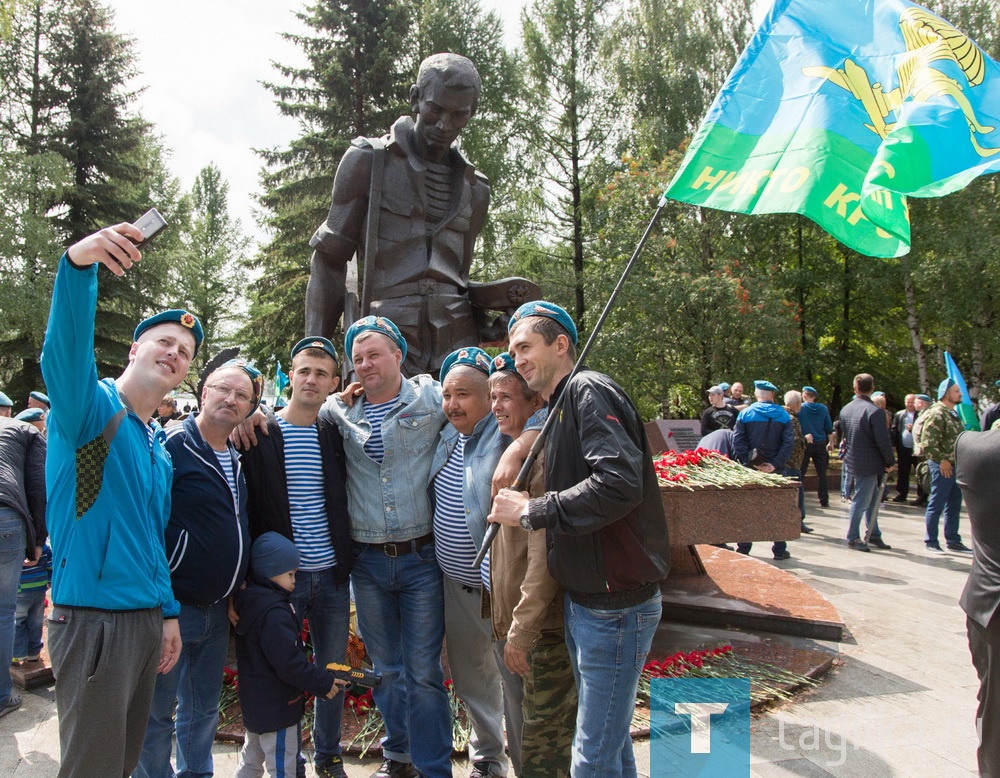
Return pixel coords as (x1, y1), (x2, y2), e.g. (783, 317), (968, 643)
(754, 380), (779, 393)
(489, 352), (517, 376)
(134, 309), (204, 357)
(508, 300), (579, 346)
(344, 315), (407, 362)
(16, 408), (44, 423)
(291, 336), (339, 365)
(440, 347), (492, 379)
(0, 391), (11, 408)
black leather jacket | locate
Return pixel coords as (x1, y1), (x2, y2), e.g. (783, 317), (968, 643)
(0, 417), (47, 557)
(525, 370), (670, 607)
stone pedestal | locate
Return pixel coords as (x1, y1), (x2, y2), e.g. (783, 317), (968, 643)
(662, 482), (801, 547)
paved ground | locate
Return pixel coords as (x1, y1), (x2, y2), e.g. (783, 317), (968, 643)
(1, 493), (981, 776)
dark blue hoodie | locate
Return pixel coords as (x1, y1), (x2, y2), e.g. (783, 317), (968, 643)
(234, 573), (336, 734)
(798, 401), (834, 442)
(733, 401), (795, 469)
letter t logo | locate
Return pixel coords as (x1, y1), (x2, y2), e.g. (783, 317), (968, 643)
(674, 702), (729, 753)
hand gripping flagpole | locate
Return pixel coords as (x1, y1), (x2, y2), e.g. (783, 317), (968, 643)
(473, 197), (668, 569)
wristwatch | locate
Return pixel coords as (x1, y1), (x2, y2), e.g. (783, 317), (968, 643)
(519, 503), (533, 531)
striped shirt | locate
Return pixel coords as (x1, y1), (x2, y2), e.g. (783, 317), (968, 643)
(277, 416), (336, 572)
(213, 449), (238, 502)
(433, 435), (481, 588)
(19, 545), (52, 594)
(363, 396), (398, 463)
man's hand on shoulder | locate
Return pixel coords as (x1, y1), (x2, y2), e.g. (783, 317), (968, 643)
(66, 224), (144, 277)
(339, 381), (364, 407)
(230, 406), (268, 449)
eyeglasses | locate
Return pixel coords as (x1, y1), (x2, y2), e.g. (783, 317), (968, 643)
(205, 383), (253, 404)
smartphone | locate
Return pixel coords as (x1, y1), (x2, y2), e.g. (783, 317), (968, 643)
(131, 208), (168, 250)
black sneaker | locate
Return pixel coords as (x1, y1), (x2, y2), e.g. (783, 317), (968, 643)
(868, 537), (892, 550)
(773, 550), (791, 560)
(371, 759), (419, 778)
(819, 500), (829, 507)
(848, 539), (870, 552)
(317, 755), (348, 778)
(800, 522), (815, 533)
(948, 542), (974, 554)
(0, 692), (21, 719)
(891, 495), (907, 503)
(470, 762), (501, 778)
(925, 543), (947, 555)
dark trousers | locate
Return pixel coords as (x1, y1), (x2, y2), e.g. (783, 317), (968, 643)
(968, 614), (1000, 777)
(801, 442), (830, 504)
(895, 446), (914, 498)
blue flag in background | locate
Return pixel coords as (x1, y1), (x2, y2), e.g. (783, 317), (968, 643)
(944, 351), (980, 430)
(663, 0), (1000, 258)
(275, 361), (289, 398)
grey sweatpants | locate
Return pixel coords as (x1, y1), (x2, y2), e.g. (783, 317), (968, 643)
(47, 605), (162, 778)
(235, 724), (300, 777)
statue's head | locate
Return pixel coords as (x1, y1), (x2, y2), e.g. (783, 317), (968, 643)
(410, 53), (482, 161)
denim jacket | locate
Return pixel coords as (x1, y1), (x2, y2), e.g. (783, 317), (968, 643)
(323, 374), (445, 543)
(430, 413), (507, 551)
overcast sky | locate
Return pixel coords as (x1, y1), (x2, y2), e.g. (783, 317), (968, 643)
(108, 0), (523, 246)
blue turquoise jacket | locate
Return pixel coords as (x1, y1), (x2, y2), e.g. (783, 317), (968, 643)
(323, 374), (445, 544)
(733, 401), (795, 470)
(40, 256), (179, 617)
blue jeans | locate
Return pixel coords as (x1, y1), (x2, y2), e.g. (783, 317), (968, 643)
(289, 566), (351, 763)
(134, 599), (231, 778)
(351, 542), (452, 778)
(565, 591), (661, 777)
(0, 509), (26, 708)
(847, 473), (885, 542)
(14, 587), (46, 659)
(925, 461), (964, 546)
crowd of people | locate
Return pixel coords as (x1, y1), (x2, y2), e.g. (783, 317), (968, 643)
(696, 373), (979, 557)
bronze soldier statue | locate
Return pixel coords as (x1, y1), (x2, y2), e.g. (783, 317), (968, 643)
(305, 52), (536, 377)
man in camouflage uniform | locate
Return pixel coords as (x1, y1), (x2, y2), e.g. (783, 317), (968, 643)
(783, 390), (810, 533)
(917, 378), (972, 555)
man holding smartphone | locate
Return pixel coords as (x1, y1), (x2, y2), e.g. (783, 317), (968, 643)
(40, 222), (203, 778)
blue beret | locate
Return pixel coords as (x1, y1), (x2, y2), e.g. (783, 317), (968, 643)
(29, 391), (49, 407)
(15, 408), (44, 422)
(916, 393), (933, 403)
(802, 386), (817, 395)
(345, 316), (407, 362)
(216, 359), (265, 416)
(508, 301), (579, 346)
(937, 377), (956, 400)
(440, 347), (492, 380)
(871, 391), (885, 398)
(718, 382), (730, 391)
(489, 352), (516, 376)
(754, 380), (778, 392)
(995, 380), (1000, 387)
(134, 309), (204, 357)
(0, 392), (11, 408)
(291, 336), (340, 364)
(251, 532), (300, 579)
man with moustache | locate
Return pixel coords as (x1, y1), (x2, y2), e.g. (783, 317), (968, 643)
(430, 347), (510, 777)
(240, 337), (353, 778)
(135, 359), (261, 778)
(41, 224), (203, 777)
(490, 301), (669, 777)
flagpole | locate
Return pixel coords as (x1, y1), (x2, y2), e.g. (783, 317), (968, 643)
(473, 198), (668, 569)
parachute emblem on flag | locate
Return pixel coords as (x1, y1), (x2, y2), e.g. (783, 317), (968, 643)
(804, 7), (999, 156)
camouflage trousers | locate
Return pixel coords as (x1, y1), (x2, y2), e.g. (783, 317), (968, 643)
(519, 633), (577, 778)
